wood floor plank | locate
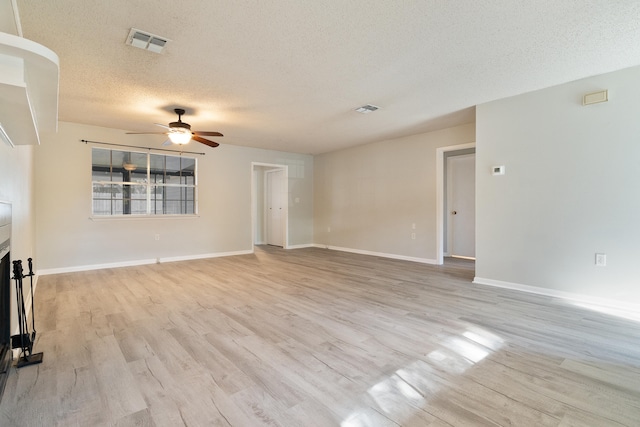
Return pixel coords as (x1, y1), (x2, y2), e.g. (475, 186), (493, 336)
(1, 246), (639, 426)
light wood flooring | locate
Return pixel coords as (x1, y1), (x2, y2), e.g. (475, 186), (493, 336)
(1, 246), (639, 426)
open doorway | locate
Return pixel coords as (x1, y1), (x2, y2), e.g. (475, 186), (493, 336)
(446, 150), (475, 259)
(436, 143), (475, 265)
(251, 163), (288, 249)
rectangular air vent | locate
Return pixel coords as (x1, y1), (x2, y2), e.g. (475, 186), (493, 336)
(583, 90), (608, 106)
(355, 104), (380, 114)
(126, 28), (170, 54)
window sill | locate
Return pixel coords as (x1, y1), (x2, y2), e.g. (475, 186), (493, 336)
(89, 214), (200, 221)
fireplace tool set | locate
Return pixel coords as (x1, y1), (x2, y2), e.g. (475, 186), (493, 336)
(11, 258), (43, 367)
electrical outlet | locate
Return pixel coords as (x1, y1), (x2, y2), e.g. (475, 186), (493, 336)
(155, 234), (160, 241)
(412, 223), (416, 229)
(595, 253), (606, 266)
(411, 233), (416, 240)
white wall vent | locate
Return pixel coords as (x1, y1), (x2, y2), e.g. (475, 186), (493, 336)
(126, 28), (170, 54)
(583, 90), (608, 106)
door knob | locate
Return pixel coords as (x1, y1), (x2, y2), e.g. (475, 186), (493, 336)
(451, 211), (457, 215)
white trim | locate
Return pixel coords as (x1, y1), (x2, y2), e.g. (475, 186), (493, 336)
(89, 214), (200, 221)
(37, 258), (158, 275)
(325, 245), (437, 264)
(159, 249), (253, 263)
(10, 0), (23, 37)
(452, 255), (476, 261)
(436, 142), (476, 265)
(286, 243), (316, 250)
(473, 276), (640, 313)
(37, 249), (256, 275)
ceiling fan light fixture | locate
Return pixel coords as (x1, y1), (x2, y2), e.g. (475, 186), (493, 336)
(122, 162), (137, 171)
(168, 129), (192, 145)
(126, 108), (222, 148)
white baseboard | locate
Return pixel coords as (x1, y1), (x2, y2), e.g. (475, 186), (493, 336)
(37, 250), (254, 275)
(159, 249), (253, 263)
(319, 244), (436, 265)
(473, 276), (640, 314)
(286, 243), (316, 250)
(38, 258), (158, 275)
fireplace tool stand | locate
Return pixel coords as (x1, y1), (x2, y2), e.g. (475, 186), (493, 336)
(11, 258), (43, 368)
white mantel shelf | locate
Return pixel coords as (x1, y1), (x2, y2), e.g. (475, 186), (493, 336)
(0, 31), (59, 146)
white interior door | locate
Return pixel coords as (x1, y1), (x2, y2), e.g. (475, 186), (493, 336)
(266, 169), (284, 247)
(448, 153), (475, 258)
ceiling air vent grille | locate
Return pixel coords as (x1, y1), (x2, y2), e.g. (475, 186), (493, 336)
(126, 28), (170, 54)
(355, 104), (380, 114)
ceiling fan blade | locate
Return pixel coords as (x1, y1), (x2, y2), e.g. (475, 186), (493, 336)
(162, 139), (172, 146)
(192, 131), (224, 137)
(126, 132), (169, 135)
(192, 135), (219, 148)
(154, 123), (171, 130)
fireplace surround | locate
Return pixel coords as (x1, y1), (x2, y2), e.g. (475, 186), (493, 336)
(0, 202), (11, 402)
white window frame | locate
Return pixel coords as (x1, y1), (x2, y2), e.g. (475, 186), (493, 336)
(91, 147), (198, 217)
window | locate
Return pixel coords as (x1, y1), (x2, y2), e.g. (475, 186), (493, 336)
(91, 148), (197, 216)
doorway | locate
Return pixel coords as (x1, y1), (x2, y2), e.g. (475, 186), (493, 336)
(436, 143), (475, 265)
(266, 169), (285, 247)
(251, 163), (288, 249)
(446, 152), (475, 259)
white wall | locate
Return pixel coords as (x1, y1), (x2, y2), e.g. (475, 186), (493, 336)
(0, 144), (35, 261)
(35, 122), (313, 271)
(476, 65), (640, 306)
(314, 123), (475, 262)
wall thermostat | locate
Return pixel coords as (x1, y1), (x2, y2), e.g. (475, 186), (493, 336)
(492, 165), (505, 175)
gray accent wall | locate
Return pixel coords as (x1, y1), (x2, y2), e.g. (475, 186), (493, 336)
(476, 65), (640, 306)
(314, 124), (475, 262)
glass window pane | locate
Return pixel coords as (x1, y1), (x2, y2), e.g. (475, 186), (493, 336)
(92, 170), (110, 181)
(130, 171), (147, 183)
(165, 156), (181, 174)
(92, 149), (196, 216)
(129, 184), (147, 199)
(131, 200), (147, 215)
(164, 201), (181, 215)
(181, 157), (196, 177)
(150, 185), (195, 215)
(165, 174), (182, 185)
(91, 148), (112, 181)
(92, 183), (123, 215)
(150, 154), (165, 176)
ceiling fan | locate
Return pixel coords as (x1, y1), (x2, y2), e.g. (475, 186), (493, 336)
(126, 108), (223, 147)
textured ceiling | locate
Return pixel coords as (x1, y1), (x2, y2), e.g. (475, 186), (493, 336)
(14, 1), (640, 154)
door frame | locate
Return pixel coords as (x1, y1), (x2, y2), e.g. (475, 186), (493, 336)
(265, 168), (285, 247)
(251, 162), (289, 250)
(436, 142), (475, 265)
(447, 152), (476, 259)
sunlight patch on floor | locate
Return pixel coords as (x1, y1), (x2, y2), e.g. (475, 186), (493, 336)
(341, 327), (504, 426)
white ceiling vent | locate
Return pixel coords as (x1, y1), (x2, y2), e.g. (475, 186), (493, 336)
(355, 104), (380, 114)
(583, 90), (608, 105)
(126, 28), (170, 53)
